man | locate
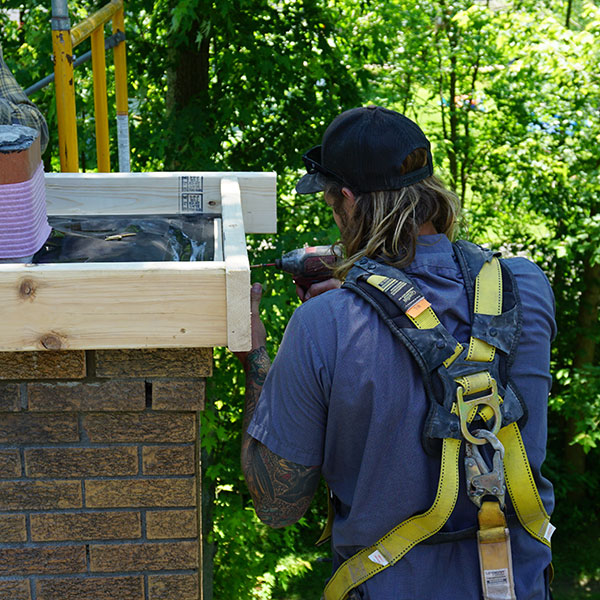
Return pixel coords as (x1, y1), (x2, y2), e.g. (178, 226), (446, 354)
(0, 41), (49, 154)
(239, 106), (555, 599)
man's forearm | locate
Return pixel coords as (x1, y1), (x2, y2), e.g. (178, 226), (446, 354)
(241, 346), (271, 438)
(240, 346), (277, 520)
(240, 346), (320, 528)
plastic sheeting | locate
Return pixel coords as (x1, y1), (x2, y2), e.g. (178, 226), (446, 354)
(33, 214), (218, 263)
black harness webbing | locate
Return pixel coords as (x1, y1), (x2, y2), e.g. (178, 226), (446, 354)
(342, 240), (526, 454)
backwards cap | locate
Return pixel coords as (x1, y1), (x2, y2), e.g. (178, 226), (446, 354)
(296, 105), (433, 194)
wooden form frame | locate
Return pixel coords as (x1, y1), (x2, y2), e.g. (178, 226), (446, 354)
(0, 172), (276, 352)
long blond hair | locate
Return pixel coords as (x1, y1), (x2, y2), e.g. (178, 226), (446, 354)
(327, 149), (461, 280)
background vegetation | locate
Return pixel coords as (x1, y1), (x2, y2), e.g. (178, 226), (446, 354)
(1, 0), (599, 597)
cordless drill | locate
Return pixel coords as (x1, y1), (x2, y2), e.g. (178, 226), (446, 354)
(252, 245), (341, 292)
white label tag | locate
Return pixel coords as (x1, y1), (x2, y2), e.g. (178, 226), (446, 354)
(485, 568), (511, 598)
(368, 549), (389, 566)
(544, 522), (556, 541)
(179, 175), (204, 213)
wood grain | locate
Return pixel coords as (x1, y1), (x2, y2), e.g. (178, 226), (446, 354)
(0, 262), (226, 350)
(44, 171), (277, 233)
(221, 177), (251, 352)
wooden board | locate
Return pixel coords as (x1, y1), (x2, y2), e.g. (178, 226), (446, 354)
(0, 262), (227, 351)
(44, 171), (277, 234)
(221, 177), (251, 352)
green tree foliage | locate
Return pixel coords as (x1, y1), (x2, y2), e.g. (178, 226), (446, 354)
(2, 0), (599, 596)
(128, 0), (363, 174)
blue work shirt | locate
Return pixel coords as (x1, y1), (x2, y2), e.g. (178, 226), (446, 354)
(248, 234), (555, 599)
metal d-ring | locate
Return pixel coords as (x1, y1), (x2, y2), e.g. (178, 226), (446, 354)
(456, 378), (502, 445)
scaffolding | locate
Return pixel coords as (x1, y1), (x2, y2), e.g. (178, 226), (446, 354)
(51, 0), (130, 173)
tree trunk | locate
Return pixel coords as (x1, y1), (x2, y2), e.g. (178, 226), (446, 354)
(460, 55), (481, 204)
(165, 17), (211, 170)
(573, 260), (600, 370)
(166, 35), (210, 113)
(448, 53), (458, 190)
(565, 0), (573, 29)
(401, 72), (412, 115)
(566, 258), (600, 496)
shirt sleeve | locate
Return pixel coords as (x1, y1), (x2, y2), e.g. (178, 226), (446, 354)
(247, 302), (332, 467)
(505, 256), (557, 342)
(0, 48), (49, 154)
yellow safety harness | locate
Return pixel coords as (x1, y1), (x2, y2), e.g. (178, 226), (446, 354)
(322, 247), (554, 600)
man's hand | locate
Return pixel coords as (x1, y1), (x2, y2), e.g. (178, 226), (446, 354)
(296, 277), (342, 302)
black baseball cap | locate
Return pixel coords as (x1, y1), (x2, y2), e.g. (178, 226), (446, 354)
(296, 106), (433, 194)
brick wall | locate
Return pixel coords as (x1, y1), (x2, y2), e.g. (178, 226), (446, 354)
(0, 348), (212, 600)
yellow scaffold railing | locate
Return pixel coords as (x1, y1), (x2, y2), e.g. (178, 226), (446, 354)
(51, 0), (130, 173)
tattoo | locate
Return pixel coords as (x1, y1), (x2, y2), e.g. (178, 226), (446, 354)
(240, 345), (320, 527)
(243, 441), (320, 528)
(241, 346), (270, 434)
(246, 346), (270, 386)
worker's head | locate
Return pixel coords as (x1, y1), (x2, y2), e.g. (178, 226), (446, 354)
(296, 106), (460, 276)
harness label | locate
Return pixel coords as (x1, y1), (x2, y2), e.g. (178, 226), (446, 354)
(366, 275), (431, 318)
(484, 568), (511, 598)
(544, 522), (556, 542)
(406, 297), (431, 318)
(367, 549), (389, 566)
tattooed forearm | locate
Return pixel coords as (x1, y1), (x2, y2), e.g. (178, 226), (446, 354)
(243, 440), (320, 528)
(240, 346), (320, 528)
(241, 346), (270, 434)
(247, 346), (270, 386)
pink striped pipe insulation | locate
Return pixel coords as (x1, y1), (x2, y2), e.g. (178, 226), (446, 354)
(0, 161), (51, 259)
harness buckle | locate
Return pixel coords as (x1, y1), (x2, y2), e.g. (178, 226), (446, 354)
(465, 429), (506, 508)
(456, 377), (502, 445)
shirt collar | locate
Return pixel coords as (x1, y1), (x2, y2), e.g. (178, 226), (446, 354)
(406, 234), (455, 270)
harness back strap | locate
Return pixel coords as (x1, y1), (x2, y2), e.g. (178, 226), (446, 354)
(468, 255), (501, 362)
(445, 256), (552, 547)
(469, 259), (552, 545)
